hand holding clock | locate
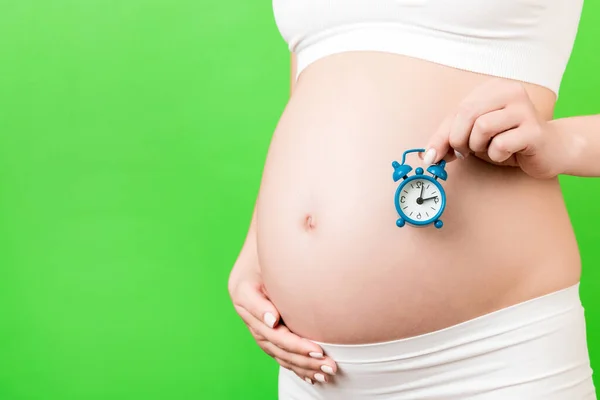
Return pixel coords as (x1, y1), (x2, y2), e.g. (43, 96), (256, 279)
(395, 78), (600, 229)
(421, 78), (579, 179)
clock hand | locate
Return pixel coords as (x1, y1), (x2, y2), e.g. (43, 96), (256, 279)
(422, 195), (439, 201)
(419, 183), (424, 199)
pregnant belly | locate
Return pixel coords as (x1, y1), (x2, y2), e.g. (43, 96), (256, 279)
(256, 53), (580, 344)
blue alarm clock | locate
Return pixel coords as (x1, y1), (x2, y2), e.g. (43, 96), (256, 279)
(392, 148), (448, 229)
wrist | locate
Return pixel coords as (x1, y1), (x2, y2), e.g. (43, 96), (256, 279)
(233, 240), (261, 274)
(548, 118), (585, 176)
(229, 254), (260, 293)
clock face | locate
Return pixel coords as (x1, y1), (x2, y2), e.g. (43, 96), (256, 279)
(397, 177), (444, 223)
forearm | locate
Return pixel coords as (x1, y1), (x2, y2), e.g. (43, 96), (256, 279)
(553, 114), (600, 177)
(228, 204), (260, 292)
(243, 204), (259, 263)
(235, 204), (259, 267)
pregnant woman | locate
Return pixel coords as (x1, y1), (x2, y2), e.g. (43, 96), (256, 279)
(229, 0), (600, 398)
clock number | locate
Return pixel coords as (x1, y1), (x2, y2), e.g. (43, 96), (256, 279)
(415, 181), (422, 188)
(416, 213), (422, 220)
(434, 197), (439, 204)
(401, 196), (406, 204)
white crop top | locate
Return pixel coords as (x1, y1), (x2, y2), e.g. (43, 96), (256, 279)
(273, 0), (584, 95)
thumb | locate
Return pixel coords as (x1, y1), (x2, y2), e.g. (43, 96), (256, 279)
(241, 279), (281, 329)
(423, 113), (455, 165)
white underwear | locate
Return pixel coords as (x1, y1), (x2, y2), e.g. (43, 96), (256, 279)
(278, 283), (596, 399)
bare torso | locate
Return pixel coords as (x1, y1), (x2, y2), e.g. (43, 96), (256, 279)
(256, 52), (581, 345)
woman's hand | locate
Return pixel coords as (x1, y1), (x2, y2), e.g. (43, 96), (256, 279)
(423, 79), (570, 179)
(228, 261), (338, 385)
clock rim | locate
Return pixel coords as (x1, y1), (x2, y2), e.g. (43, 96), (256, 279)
(394, 175), (446, 226)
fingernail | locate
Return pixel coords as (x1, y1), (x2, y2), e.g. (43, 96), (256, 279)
(321, 365), (335, 375)
(423, 148), (436, 165)
(314, 373), (326, 383)
(454, 150), (465, 159)
(309, 352), (323, 359)
(304, 377), (313, 385)
(263, 312), (276, 328)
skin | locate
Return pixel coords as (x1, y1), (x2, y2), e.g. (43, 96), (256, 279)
(229, 51), (600, 385)
(228, 204), (338, 385)
(422, 78), (600, 178)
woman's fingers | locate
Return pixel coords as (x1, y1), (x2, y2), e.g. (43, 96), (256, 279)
(487, 127), (530, 163)
(267, 324), (325, 358)
(230, 274), (338, 383)
(425, 79), (531, 164)
(260, 338), (337, 374)
(236, 306), (330, 363)
(262, 341), (336, 383)
(275, 358), (321, 385)
(447, 83), (522, 157)
(231, 279), (281, 328)
(242, 307), (338, 385)
(275, 357), (331, 385)
(239, 305), (338, 382)
(423, 112), (455, 164)
(468, 106), (524, 153)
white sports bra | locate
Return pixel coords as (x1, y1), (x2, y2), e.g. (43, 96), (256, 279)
(273, 0), (584, 95)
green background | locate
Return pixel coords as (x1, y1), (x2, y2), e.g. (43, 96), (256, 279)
(0, 1), (598, 399)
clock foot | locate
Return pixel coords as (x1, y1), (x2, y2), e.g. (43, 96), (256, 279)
(396, 218), (405, 228)
(434, 220), (443, 229)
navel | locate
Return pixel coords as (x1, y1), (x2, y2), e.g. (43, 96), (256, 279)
(303, 214), (316, 231)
